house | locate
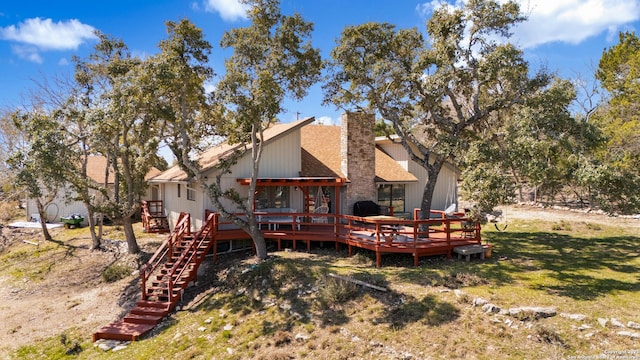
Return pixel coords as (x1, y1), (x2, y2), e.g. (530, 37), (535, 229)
(149, 112), (459, 230)
(25, 156), (161, 226)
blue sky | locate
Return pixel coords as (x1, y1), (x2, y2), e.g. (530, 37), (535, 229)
(1, 0), (639, 127)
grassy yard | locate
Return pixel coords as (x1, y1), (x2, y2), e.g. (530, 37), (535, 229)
(6, 216), (640, 359)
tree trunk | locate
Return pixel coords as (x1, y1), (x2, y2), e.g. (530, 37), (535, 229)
(36, 199), (52, 241)
(86, 208), (101, 250)
(246, 214), (267, 260)
(122, 215), (140, 254)
(419, 160), (444, 220)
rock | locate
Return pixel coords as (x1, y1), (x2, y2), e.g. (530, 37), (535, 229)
(438, 289), (451, 293)
(560, 313), (587, 321)
(617, 331), (640, 339)
(227, 347), (235, 354)
(198, 326), (207, 331)
(223, 324), (233, 331)
(578, 324), (592, 331)
(454, 289), (465, 298)
(611, 318), (625, 328)
(473, 297), (488, 307)
(508, 306), (556, 319)
(97, 343), (113, 351)
(295, 333), (310, 341)
(482, 303), (501, 314)
(112, 344), (128, 352)
(584, 332), (594, 338)
(204, 318), (212, 324)
(628, 321), (640, 329)
(597, 318), (609, 327)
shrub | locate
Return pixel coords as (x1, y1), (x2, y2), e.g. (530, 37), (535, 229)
(102, 263), (131, 283)
(317, 273), (358, 307)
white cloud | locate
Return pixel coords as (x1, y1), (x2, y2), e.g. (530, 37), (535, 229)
(0, 18), (96, 50)
(416, 0), (640, 49)
(314, 116), (338, 126)
(11, 44), (42, 63)
(416, 0), (465, 17)
(203, 0), (249, 21)
(204, 82), (217, 95)
(513, 0), (640, 48)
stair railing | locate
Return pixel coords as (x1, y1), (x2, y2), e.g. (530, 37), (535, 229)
(140, 212), (190, 301)
(166, 212), (217, 304)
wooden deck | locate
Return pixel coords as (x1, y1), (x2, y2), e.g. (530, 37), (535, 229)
(211, 211), (483, 267)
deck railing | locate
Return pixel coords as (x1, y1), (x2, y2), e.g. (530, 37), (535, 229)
(199, 209), (479, 243)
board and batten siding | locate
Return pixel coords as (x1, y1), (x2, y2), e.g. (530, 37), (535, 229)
(231, 130), (302, 178)
(162, 127), (304, 229)
(378, 141), (458, 212)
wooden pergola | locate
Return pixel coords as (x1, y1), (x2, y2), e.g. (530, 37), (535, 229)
(236, 177), (348, 214)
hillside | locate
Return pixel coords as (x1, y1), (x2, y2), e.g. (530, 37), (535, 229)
(1, 206), (639, 359)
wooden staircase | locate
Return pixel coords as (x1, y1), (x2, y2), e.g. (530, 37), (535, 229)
(93, 212), (217, 342)
(141, 200), (170, 234)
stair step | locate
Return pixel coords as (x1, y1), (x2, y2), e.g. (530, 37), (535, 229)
(130, 306), (169, 317)
(147, 287), (183, 295)
(136, 300), (171, 309)
(93, 320), (155, 342)
(124, 313), (164, 325)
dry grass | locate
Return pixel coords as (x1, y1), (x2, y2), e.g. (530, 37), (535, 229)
(3, 211), (640, 359)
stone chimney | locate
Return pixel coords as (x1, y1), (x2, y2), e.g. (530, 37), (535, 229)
(340, 112), (376, 215)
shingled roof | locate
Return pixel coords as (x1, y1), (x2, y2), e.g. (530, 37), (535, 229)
(300, 125), (417, 183)
(83, 156), (161, 184)
(152, 118), (315, 182)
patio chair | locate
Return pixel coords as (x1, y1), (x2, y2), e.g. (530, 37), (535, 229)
(311, 205), (329, 223)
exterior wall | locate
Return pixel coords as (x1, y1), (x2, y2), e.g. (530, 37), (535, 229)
(341, 112), (376, 215)
(232, 130), (302, 178)
(161, 182), (205, 231)
(405, 163), (458, 212)
(378, 141), (458, 212)
(25, 184), (111, 225)
(161, 127), (304, 229)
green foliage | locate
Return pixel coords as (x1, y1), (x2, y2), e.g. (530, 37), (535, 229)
(101, 263), (131, 283)
(162, 0), (323, 260)
(579, 31), (640, 214)
(324, 0), (553, 216)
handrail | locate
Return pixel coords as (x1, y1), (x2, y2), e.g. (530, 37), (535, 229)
(140, 212), (190, 302)
(166, 211), (216, 303)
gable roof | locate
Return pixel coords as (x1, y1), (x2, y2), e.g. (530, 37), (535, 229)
(300, 125), (417, 183)
(86, 156), (114, 184)
(151, 118), (315, 182)
(85, 156), (161, 184)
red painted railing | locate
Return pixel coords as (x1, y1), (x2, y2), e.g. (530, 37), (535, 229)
(140, 212), (190, 302)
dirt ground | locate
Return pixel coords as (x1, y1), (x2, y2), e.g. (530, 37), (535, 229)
(0, 205), (638, 355)
(0, 226), (164, 355)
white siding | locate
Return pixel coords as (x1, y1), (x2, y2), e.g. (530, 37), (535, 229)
(232, 131), (302, 178)
(25, 185), (107, 225)
(378, 142), (458, 212)
(161, 128), (304, 228)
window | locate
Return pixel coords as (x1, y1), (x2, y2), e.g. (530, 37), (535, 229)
(177, 184), (181, 198)
(256, 186), (289, 209)
(378, 184), (405, 214)
(187, 183), (196, 201)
